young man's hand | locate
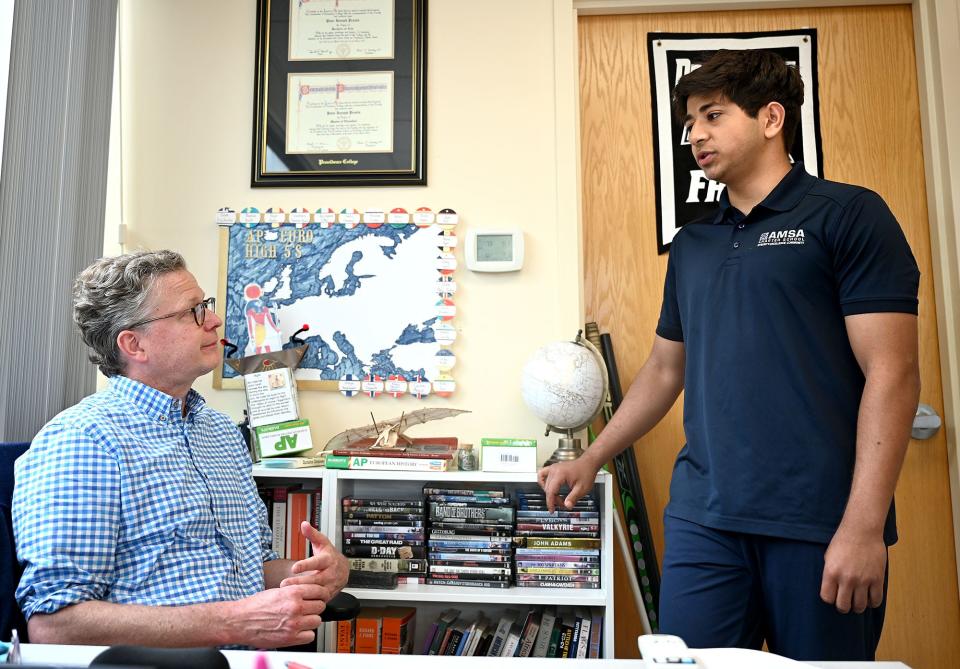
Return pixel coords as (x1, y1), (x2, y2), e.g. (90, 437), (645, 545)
(820, 525), (887, 614)
(537, 454), (602, 512)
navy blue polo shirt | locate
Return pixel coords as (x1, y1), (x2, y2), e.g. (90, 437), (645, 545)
(657, 163), (919, 545)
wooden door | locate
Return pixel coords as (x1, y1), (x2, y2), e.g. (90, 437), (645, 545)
(579, 6), (960, 667)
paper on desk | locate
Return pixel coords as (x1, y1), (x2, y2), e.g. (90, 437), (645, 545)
(692, 647), (817, 668)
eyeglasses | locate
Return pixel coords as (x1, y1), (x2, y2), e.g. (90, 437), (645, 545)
(127, 297), (216, 330)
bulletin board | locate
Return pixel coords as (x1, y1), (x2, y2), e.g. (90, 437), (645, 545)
(214, 208), (458, 398)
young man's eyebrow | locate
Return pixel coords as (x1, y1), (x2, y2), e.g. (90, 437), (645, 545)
(684, 100), (723, 123)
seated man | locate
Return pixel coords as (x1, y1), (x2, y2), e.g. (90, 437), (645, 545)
(13, 250), (348, 648)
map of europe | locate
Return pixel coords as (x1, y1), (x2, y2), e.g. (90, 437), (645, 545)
(219, 222), (451, 390)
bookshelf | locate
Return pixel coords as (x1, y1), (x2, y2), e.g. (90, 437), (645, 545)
(251, 467), (615, 658)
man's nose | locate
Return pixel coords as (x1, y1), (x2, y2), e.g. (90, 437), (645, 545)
(205, 310), (223, 329)
(688, 122), (706, 145)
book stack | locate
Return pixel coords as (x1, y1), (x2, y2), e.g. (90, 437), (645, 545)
(549, 608), (604, 658)
(353, 606), (382, 654)
(325, 437), (458, 472)
(255, 454), (327, 469)
(338, 606), (417, 654)
(256, 484), (322, 560)
(341, 496), (427, 586)
(420, 606), (604, 658)
(422, 607), (459, 655)
(513, 489), (601, 589)
(499, 607), (543, 657)
(422, 608), (497, 656)
(423, 482), (515, 588)
(380, 606), (417, 654)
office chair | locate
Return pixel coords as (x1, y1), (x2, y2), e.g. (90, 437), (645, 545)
(0, 441), (30, 644)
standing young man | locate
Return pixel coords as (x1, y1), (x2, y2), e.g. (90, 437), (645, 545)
(14, 250), (349, 648)
(539, 50), (920, 660)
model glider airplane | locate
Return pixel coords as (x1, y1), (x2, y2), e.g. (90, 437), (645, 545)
(324, 408), (470, 451)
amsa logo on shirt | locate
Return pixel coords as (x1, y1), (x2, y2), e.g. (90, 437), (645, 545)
(757, 229), (806, 247)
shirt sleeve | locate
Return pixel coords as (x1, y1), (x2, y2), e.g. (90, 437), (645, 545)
(230, 426), (279, 563)
(830, 190), (920, 316)
(656, 239), (684, 341)
(13, 421), (121, 619)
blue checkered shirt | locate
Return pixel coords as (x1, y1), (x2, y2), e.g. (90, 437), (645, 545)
(13, 376), (278, 619)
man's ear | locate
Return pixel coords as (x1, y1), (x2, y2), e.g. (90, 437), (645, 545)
(762, 101), (787, 139)
(116, 329), (147, 365)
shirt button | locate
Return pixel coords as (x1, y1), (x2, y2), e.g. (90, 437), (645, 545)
(733, 241), (741, 249)
(737, 223), (745, 229)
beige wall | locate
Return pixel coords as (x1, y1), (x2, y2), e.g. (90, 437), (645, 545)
(114, 0), (583, 460)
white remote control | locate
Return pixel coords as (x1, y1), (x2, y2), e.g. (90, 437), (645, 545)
(637, 634), (704, 666)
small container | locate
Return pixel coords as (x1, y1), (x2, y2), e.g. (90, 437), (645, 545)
(457, 443), (476, 471)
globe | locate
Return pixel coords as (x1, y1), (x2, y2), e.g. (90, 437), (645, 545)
(520, 337), (609, 434)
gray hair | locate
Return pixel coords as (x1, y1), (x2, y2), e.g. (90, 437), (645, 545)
(73, 250), (186, 377)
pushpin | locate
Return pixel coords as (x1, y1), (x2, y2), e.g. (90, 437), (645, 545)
(290, 324), (310, 346)
(220, 338), (238, 358)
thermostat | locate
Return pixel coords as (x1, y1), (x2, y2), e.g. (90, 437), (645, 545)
(465, 228), (524, 272)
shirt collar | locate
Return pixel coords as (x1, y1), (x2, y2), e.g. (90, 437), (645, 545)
(109, 375), (207, 423)
(712, 162), (817, 224)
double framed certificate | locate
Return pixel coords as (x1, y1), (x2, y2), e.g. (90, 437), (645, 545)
(253, 0), (426, 187)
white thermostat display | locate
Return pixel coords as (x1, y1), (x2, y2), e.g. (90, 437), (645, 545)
(465, 228), (524, 272)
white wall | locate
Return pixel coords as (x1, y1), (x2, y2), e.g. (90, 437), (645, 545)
(116, 0), (583, 459)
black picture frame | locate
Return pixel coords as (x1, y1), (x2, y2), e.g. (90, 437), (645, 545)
(252, 0), (427, 187)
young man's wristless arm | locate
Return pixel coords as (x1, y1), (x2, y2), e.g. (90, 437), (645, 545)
(843, 312), (919, 533)
(539, 336), (685, 510)
(822, 312), (920, 613)
(584, 335), (686, 466)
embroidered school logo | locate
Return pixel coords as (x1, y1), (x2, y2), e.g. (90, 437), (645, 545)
(757, 229), (805, 247)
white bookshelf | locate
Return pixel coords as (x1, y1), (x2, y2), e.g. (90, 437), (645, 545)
(251, 466), (615, 658)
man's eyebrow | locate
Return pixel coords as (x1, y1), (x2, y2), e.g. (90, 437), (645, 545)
(684, 100), (723, 123)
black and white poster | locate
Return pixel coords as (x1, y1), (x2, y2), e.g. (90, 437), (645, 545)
(648, 30), (823, 253)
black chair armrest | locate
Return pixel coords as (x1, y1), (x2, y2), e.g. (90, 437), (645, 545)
(323, 591), (360, 622)
(91, 646), (229, 668)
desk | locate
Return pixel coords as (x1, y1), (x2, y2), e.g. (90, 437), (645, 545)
(20, 644), (912, 668)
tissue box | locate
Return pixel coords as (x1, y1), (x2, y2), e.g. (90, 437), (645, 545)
(480, 438), (538, 473)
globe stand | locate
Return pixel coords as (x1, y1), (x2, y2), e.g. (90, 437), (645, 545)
(543, 431), (584, 466)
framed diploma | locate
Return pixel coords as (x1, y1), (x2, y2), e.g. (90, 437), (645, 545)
(253, 0), (426, 187)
